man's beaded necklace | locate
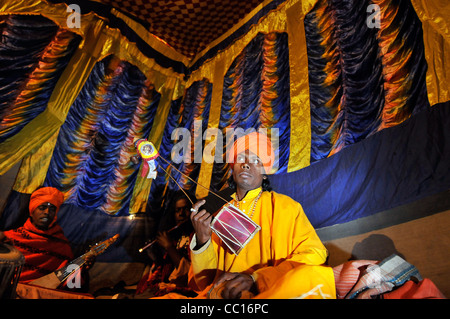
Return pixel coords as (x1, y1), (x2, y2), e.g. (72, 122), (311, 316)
(235, 190), (263, 219)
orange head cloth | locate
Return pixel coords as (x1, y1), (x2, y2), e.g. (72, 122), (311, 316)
(227, 132), (275, 174)
(29, 187), (65, 215)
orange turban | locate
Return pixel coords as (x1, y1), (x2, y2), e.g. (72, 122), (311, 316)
(29, 187), (64, 215)
(227, 132), (275, 174)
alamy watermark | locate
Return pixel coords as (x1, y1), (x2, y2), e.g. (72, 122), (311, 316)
(66, 3), (381, 34)
(367, 4), (381, 29)
(66, 4), (81, 29)
(63, 2), (379, 173)
(170, 121), (280, 171)
(65, 264), (82, 289)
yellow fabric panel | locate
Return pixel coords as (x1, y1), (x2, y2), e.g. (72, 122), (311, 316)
(0, 0), (100, 40)
(195, 59), (226, 199)
(129, 85), (179, 214)
(13, 129), (60, 194)
(411, 0), (450, 105)
(286, 0), (317, 172)
(0, 0), (185, 94)
(0, 0), (185, 206)
(192, 0), (319, 192)
(101, 26), (185, 97)
(0, 18), (109, 175)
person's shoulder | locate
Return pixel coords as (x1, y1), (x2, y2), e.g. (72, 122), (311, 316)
(263, 190), (302, 208)
(2, 227), (22, 237)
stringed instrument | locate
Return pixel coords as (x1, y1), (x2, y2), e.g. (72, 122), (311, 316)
(30, 234), (119, 289)
(134, 140), (261, 256)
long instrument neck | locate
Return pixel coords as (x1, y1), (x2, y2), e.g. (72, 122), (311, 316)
(54, 253), (87, 283)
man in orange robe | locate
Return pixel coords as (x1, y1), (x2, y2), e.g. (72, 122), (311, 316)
(1, 187), (74, 283)
(188, 132), (336, 299)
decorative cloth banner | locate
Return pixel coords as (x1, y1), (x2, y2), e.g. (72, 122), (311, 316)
(147, 80), (212, 219)
(0, 14), (83, 174)
(135, 139), (159, 179)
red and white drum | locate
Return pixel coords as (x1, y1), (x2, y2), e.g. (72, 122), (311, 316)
(210, 204), (260, 255)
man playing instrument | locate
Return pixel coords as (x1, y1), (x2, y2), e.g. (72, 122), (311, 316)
(0, 187), (94, 290)
(188, 132), (336, 299)
(135, 190), (196, 298)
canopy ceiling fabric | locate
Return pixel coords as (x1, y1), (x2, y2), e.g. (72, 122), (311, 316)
(0, 0), (449, 229)
(99, 0), (267, 59)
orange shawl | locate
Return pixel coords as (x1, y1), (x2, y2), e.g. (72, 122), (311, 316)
(4, 218), (74, 283)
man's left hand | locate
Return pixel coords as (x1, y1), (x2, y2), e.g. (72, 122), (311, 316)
(213, 272), (257, 299)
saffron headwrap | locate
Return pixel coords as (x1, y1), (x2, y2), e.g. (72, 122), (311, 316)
(29, 187), (64, 215)
(227, 132), (275, 174)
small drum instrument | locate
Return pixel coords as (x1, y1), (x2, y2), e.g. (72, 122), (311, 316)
(210, 204), (261, 255)
(0, 242), (24, 299)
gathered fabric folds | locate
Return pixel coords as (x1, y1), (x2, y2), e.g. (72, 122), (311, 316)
(43, 55), (160, 216)
(305, 0), (429, 162)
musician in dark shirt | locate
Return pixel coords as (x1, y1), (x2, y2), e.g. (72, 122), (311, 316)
(135, 190), (196, 298)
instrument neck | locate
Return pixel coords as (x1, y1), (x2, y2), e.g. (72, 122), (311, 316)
(54, 253), (87, 282)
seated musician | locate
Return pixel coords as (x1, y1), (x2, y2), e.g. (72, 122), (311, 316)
(135, 190), (196, 298)
(188, 132), (336, 299)
(0, 187), (93, 291)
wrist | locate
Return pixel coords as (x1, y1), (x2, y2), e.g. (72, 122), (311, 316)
(248, 273), (259, 295)
(190, 234), (211, 254)
(196, 234), (210, 248)
(194, 239), (207, 250)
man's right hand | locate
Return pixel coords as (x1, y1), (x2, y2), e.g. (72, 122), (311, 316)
(190, 199), (212, 247)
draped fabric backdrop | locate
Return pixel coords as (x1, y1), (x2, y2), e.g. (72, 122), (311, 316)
(0, 15), (81, 144)
(44, 55), (160, 216)
(306, 0), (429, 162)
(147, 80), (212, 220)
(0, 0), (449, 262)
(210, 32), (291, 193)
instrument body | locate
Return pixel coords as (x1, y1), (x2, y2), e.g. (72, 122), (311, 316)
(210, 204), (260, 255)
(30, 234), (119, 289)
(0, 242), (25, 299)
